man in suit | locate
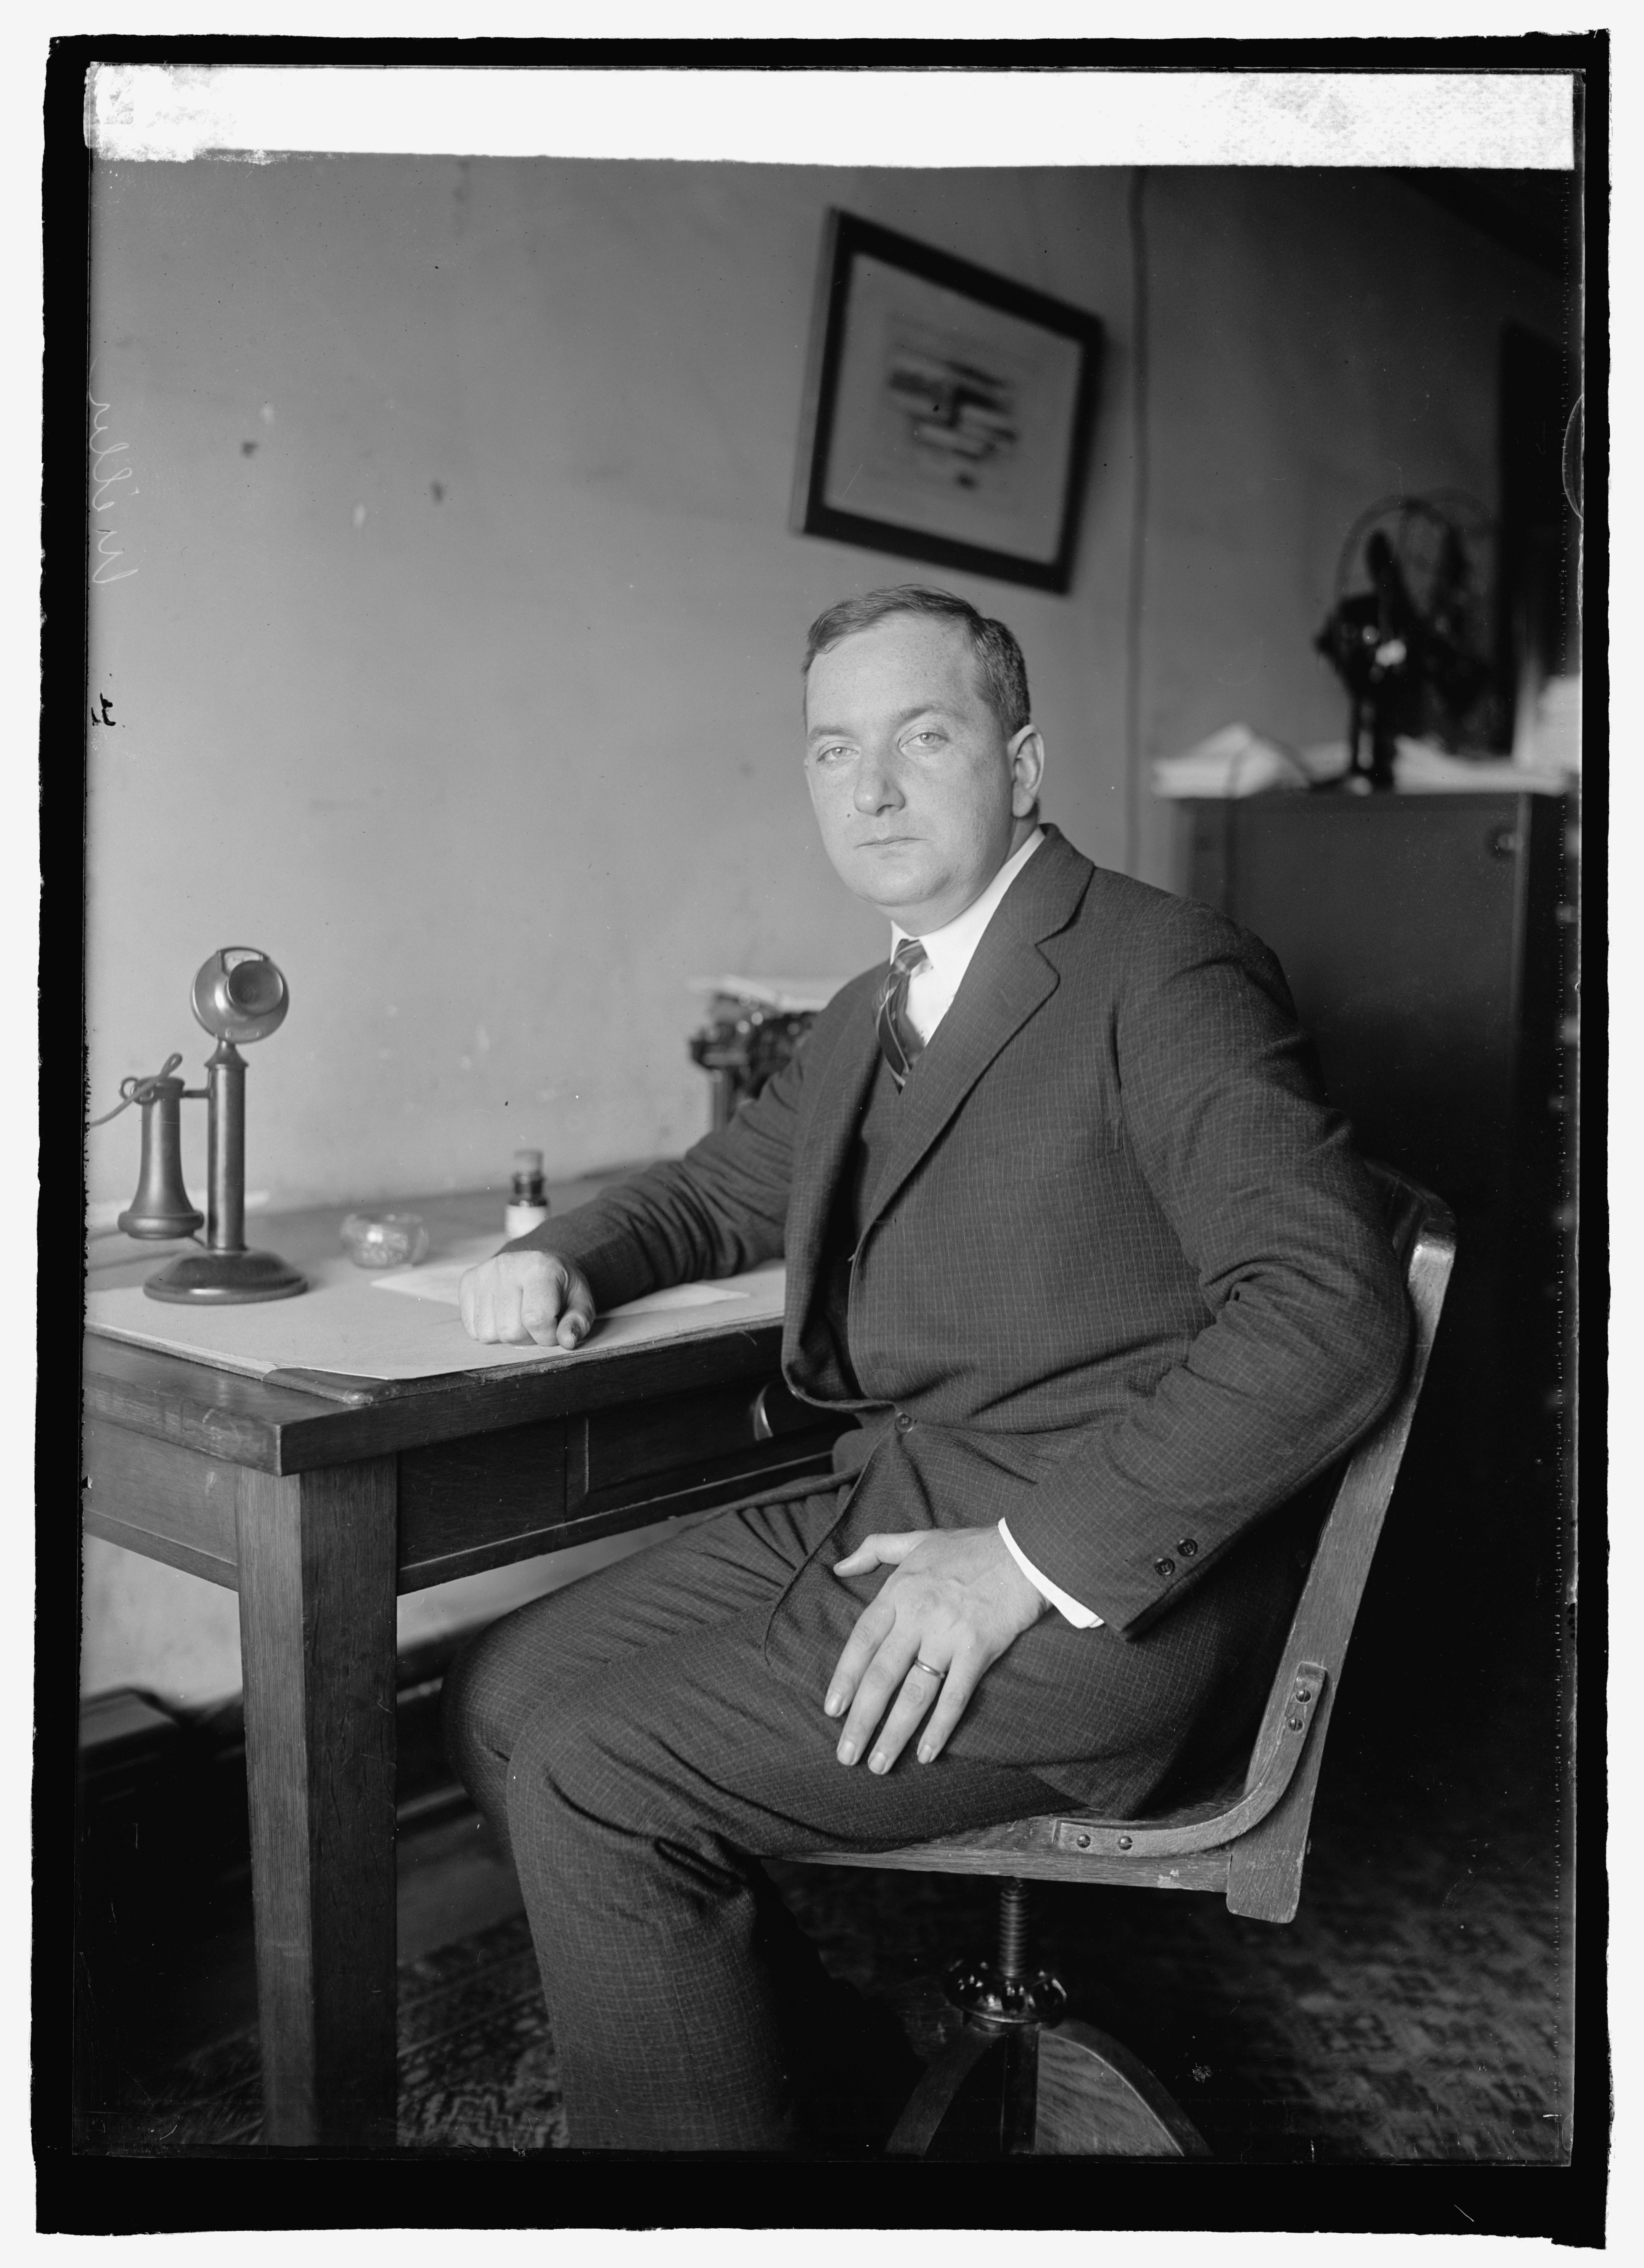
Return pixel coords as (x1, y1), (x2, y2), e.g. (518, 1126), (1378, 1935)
(444, 584), (1409, 2152)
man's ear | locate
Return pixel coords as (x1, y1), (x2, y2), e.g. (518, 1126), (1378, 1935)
(1008, 725), (1046, 815)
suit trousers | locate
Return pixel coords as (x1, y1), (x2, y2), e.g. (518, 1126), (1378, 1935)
(442, 1487), (1070, 2152)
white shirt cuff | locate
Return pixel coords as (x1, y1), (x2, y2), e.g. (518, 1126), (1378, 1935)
(998, 1519), (1104, 1628)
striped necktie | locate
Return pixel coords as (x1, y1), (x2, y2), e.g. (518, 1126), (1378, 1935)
(876, 937), (930, 1089)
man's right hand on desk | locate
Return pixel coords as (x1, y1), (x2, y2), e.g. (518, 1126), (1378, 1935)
(458, 1252), (596, 1350)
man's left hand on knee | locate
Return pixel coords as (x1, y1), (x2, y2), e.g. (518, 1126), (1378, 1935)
(824, 1526), (1049, 1775)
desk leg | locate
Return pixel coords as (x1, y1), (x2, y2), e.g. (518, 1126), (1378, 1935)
(236, 1457), (399, 2148)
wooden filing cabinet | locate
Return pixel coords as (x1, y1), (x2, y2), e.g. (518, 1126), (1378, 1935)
(1174, 791), (1571, 1233)
(1172, 790), (1576, 1640)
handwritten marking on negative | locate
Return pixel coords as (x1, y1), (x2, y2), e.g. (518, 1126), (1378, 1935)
(89, 391), (138, 584)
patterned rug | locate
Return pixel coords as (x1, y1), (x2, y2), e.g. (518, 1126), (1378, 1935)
(775, 1798), (1570, 2165)
(95, 1909), (568, 2154)
(107, 1762), (1567, 2161)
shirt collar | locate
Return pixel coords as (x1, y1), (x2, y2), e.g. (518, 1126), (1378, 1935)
(892, 826), (1045, 978)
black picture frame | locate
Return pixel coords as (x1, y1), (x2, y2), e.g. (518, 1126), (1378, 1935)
(792, 210), (1106, 596)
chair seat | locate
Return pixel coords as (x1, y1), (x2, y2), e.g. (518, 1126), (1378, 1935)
(802, 1652), (1329, 1892)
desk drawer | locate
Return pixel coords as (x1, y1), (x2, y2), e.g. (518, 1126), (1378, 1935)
(397, 1418), (569, 1589)
(394, 1383), (848, 1592)
(583, 1379), (774, 1494)
(577, 1377), (845, 1514)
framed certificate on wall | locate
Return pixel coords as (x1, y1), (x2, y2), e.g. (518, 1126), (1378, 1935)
(792, 210), (1106, 596)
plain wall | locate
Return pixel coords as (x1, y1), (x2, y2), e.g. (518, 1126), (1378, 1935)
(81, 157), (1562, 1707)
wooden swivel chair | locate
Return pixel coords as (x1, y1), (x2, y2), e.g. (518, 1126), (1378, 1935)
(792, 1164), (1456, 2158)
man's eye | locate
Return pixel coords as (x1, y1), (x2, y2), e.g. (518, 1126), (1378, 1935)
(813, 744), (852, 765)
(903, 731), (943, 750)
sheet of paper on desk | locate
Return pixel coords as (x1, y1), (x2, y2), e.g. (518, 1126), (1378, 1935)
(85, 1259), (787, 1384)
(370, 1257), (744, 1316)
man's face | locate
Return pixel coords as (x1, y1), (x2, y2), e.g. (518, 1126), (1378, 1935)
(802, 615), (1044, 934)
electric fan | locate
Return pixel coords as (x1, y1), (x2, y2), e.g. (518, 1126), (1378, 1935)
(1315, 493), (1498, 790)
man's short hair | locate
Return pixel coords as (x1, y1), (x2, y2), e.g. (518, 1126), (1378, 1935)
(802, 585), (1032, 738)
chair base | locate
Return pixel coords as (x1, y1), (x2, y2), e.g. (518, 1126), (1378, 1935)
(887, 2005), (1210, 2158)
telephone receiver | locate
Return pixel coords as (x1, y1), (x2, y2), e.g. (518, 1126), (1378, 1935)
(114, 948), (307, 1305)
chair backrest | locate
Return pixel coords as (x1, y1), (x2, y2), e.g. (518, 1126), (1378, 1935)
(1218, 1162), (1456, 1917)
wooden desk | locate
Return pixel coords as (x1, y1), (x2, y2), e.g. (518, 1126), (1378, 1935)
(81, 1185), (845, 2148)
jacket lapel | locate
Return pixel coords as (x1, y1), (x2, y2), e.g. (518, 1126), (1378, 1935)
(782, 976), (881, 1371)
(860, 827), (1093, 1238)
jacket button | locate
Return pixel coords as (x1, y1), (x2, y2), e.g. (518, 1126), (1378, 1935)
(895, 1411), (913, 1433)
(1177, 1538), (1198, 1558)
(1154, 1557), (1175, 1578)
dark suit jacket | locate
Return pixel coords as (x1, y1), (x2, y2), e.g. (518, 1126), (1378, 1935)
(522, 827), (1410, 1806)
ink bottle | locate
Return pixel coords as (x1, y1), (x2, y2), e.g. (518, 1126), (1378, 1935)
(504, 1146), (551, 1241)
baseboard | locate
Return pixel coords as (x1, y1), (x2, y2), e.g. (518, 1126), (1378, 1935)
(77, 1628), (477, 1931)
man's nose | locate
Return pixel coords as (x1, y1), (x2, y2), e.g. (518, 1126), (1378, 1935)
(852, 744), (904, 814)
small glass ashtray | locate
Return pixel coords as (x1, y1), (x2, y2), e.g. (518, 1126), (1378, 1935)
(341, 1211), (429, 1270)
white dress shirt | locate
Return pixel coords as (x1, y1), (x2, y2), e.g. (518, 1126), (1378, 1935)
(889, 827), (1104, 1632)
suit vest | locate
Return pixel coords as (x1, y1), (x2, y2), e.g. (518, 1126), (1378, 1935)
(818, 1051), (906, 1402)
